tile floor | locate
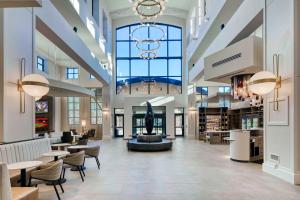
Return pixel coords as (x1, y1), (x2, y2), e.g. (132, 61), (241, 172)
(38, 138), (300, 200)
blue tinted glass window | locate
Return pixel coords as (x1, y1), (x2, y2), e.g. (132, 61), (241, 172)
(168, 26), (181, 40)
(66, 67), (79, 79)
(168, 41), (181, 57)
(116, 23), (182, 95)
(37, 56), (45, 71)
(156, 41), (167, 57)
(150, 59), (167, 76)
(169, 59), (181, 76)
(131, 59), (148, 76)
(117, 27), (129, 40)
(117, 42), (129, 57)
(116, 60), (130, 77)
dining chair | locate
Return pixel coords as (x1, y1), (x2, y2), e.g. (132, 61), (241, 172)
(84, 146), (100, 169)
(62, 151), (85, 182)
(28, 160), (63, 200)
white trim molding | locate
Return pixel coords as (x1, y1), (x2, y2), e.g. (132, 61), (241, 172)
(263, 161), (300, 184)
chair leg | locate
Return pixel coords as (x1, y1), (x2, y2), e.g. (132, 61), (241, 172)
(95, 157), (100, 169)
(59, 181), (64, 193)
(63, 168), (66, 179)
(81, 166), (85, 176)
(28, 176), (32, 187)
(53, 183), (61, 200)
(77, 166), (84, 182)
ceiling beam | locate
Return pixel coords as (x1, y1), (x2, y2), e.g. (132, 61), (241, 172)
(0, 0), (42, 8)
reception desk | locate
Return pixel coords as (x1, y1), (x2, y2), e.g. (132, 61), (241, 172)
(228, 129), (263, 162)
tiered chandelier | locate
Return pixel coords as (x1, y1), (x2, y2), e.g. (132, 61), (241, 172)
(129, 0), (168, 59)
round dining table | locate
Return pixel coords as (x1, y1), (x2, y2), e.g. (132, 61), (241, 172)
(8, 161), (43, 187)
(42, 151), (70, 161)
(51, 143), (72, 151)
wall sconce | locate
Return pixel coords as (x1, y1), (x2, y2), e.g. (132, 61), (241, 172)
(10, 58), (50, 113)
(248, 54), (281, 111)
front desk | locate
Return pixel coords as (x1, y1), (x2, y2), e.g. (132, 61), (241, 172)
(229, 129), (263, 162)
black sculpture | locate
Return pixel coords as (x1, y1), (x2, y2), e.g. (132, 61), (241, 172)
(145, 101), (154, 135)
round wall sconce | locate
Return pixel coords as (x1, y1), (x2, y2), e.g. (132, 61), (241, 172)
(248, 71), (277, 95)
(20, 74), (50, 101)
(248, 54), (281, 111)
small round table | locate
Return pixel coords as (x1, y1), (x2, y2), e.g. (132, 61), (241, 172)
(8, 161), (43, 187)
(51, 143), (72, 151)
(67, 145), (89, 150)
(67, 145), (89, 171)
(42, 151), (70, 161)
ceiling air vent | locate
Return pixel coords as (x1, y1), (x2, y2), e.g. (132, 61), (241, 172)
(212, 53), (242, 68)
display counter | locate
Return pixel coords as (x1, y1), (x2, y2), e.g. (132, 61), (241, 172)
(205, 130), (230, 144)
(228, 129), (263, 162)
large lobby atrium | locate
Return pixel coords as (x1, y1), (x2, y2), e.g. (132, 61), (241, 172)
(1, 0), (300, 200)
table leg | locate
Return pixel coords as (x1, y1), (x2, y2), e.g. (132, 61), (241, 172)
(20, 169), (27, 187)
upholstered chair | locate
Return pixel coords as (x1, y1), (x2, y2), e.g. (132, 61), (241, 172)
(77, 138), (88, 145)
(0, 163), (38, 200)
(84, 146), (100, 169)
(62, 151), (85, 182)
(28, 160), (63, 200)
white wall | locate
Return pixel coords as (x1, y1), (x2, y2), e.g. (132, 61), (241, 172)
(262, 0), (300, 184)
(0, 8), (34, 142)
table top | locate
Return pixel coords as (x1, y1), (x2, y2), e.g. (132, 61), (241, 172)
(205, 130), (230, 133)
(74, 135), (83, 138)
(8, 161), (43, 170)
(42, 151), (70, 157)
(68, 145), (89, 149)
(51, 143), (72, 147)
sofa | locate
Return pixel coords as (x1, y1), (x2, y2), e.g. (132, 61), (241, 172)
(0, 138), (53, 186)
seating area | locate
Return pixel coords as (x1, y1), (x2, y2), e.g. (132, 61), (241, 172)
(0, 138), (101, 200)
(1, 0), (300, 199)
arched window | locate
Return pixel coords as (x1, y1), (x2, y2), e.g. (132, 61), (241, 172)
(116, 23), (182, 95)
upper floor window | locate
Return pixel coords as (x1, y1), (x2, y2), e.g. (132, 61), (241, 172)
(219, 86), (231, 93)
(67, 97), (80, 125)
(196, 86), (208, 107)
(37, 56), (46, 72)
(90, 74), (95, 79)
(116, 23), (182, 95)
(90, 89), (102, 125)
(66, 67), (79, 79)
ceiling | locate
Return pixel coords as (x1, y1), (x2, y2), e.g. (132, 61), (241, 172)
(105, 0), (195, 19)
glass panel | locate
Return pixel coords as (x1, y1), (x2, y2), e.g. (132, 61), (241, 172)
(150, 59), (167, 76)
(176, 115), (183, 126)
(130, 41), (140, 58)
(156, 41), (167, 57)
(116, 60), (130, 76)
(168, 41), (181, 57)
(168, 26), (181, 40)
(131, 60), (148, 76)
(149, 25), (167, 40)
(116, 77), (129, 95)
(117, 27), (129, 40)
(117, 42), (129, 57)
(169, 59), (181, 76)
(130, 25), (148, 40)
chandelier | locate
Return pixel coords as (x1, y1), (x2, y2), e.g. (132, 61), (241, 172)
(130, 0), (167, 20)
(129, 0), (168, 59)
